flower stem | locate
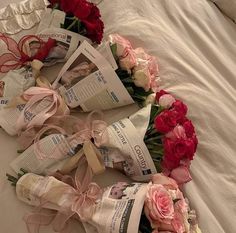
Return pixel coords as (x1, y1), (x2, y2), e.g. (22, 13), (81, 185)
(66, 18), (78, 30)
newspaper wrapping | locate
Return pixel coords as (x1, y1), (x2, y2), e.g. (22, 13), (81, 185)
(16, 173), (75, 210)
(52, 41), (134, 111)
(99, 105), (157, 181)
(10, 134), (79, 175)
(35, 28), (91, 66)
(83, 182), (148, 233)
(16, 173), (148, 233)
(0, 68), (35, 110)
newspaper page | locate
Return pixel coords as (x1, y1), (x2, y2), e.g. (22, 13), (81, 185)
(0, 103), (25, 135)
(83, 182), (148, 233)
(10, 134), (78, 175)
(28, 28), (91, 66)
(52, 41), (134, 111)
(100, 118), (157, 182)
(96, 41), (118, 70)
(0, 93), (66, 136)
(0, 68), (34, 110)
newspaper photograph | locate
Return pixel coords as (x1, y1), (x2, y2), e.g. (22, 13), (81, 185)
(52, 41), (134, 111)
(83, 182), (148, 233)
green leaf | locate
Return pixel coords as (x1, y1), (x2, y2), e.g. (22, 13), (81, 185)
(110, 43), (117, 58)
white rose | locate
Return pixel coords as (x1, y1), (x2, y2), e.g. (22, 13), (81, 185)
(132, 69), (150, 91)
(144, 93), (156, 106)
(159, 94), (175, 108)
(119, 53), (136, 71)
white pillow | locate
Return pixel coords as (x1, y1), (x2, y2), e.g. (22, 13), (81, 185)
(211, 0), (236, 22)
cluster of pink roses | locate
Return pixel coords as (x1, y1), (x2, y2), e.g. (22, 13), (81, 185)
(109, 34), (159, 92)
(144, 174), (201, 233)
(154, 90), (198, 184)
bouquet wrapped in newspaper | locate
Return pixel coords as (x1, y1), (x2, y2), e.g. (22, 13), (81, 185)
(52, 37), (159, 111)
(98, 90), (198, 184)
(10, 112), (106, 179)
(0, 75), (70, 136)
(48, 0), (104, 44)
(6, 172), (201, 233)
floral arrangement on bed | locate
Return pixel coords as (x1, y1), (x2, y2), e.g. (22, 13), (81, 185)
(0, 2), (201, 232)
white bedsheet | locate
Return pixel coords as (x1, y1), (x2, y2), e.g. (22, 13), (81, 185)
(0, 0), (236, 233)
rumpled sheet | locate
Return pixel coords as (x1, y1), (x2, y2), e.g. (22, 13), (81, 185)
(0, 0), (236, 233)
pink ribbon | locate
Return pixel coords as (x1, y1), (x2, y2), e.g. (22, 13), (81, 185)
(24, 170), (101, 233)
(18, 111), (107, 160)
(0, 33), (56, 73)
(16, 87), (69, 133)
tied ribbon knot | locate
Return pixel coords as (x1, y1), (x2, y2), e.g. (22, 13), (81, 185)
(15, 86), (69, 133)
(0, 33), (56, 73)
(19, 112), (107, 175)
(24, 173), (101, 233)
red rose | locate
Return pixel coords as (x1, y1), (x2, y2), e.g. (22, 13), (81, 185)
(74, 0), (92, 19)
(162, 153), (180, 170)
(154, 110), (179, 133)
(60, 0), (76, 13)
(82, 4), (104, 43)
(182, 119), (195, 138)
(192, 135), (198, 153)
(172, 100), (188, 117)
(163, 137), (196, 169)
(155, 90), (168, 102)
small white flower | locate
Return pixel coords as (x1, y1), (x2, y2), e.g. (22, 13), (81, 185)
(144, 93), (156, 106)
(132, 69), (150, 91)
(159, 94), (175, 108)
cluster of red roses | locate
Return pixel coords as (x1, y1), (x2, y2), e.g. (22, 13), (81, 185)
(49, 0), (104, 43)
(154, 90), (198, 178)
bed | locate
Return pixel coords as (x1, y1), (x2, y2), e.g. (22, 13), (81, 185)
(0, 0), (236, 232)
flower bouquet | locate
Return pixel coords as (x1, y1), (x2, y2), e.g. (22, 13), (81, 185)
(52, 34), (159, 111)
(10, 112), (106, 179)
(6, 171), (201, 233)
(48, 0), (104, 44)
(109, 34), (159, 107)
(98, 90), (198, 184)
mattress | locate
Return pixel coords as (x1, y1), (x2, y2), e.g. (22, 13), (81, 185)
(0, 0), (236, 233)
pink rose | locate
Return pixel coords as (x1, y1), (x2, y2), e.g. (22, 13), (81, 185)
(159, 94), (176, 109)
(144, 184), (174, 228)
(156, 90), (169, 102)
(170, 166), (192, 184)
(166, 125), (186, 140)
(152, 230), (159, 233)
(152, 173), (178, 190)
(154, 110), (179, 133)
(109, 34), (133, 57)
(133, 47), (159, 92)
(171, 212), (186, 233)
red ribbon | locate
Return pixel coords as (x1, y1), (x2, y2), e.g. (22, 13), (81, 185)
(0, 33), (56, 73)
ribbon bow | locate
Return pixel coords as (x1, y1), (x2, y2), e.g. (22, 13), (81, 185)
(0, 33), (56, 73)
(24, 171), (102, 233)
(18, 111), (107, 175)
(15, 86), (69, 132)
